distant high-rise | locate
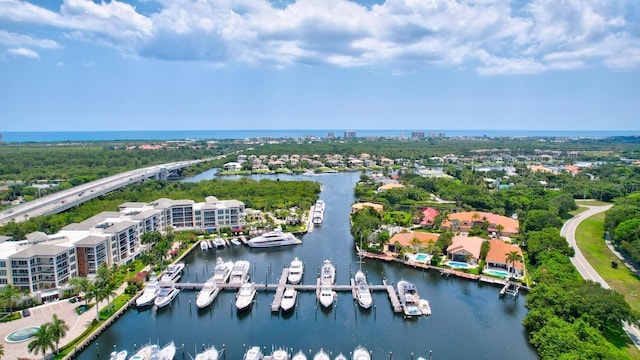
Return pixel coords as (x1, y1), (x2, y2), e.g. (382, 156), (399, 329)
(344, 130), (356, 138)
(428, 132), (445, 139)
(326, 132), (336, 139)
(411, 131), (425, 140)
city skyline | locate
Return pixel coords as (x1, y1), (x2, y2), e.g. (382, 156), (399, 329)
(1, 0), (639, 131)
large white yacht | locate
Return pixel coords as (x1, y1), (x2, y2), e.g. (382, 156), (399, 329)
(247, 229), (301, 248)
(212, 257), (234, 284)
(352, 346), (371, 360)
(287, 257), (304, 285)
(161, 262), (185, 282)
(109, 350), (127, 360)
(243, 346), (263, 360)
(397, 280), (423, 317)
(271, 348), (289, 360)
(136, 276), (160, 307)
(158, 341), (176, 360)
(280, 287), (297, 313)
(229, 260), (251, 286)
(320, 259), (335, 285)
(195, 346), (219, 360)
(154, 282), (180, 308)
(313, 349), (330, 360)
(354, 270), (373, 309)
(235, 282), (256, 311)
(318, 285), (336, 308)
(196, 277), (220, 309)
(292, 350), (307, 360)
(312, 200), (325, 225)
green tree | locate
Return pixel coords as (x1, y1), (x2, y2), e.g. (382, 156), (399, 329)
(480, 241), (491, 260)
(526, 227), (574, 266)
(522, 210), (562, 233)
(69, 277), (90, 305)
(140, 231), (162, 252)
(613, 218), (640, 244)
(27, 324), (55, 360)
(0, 285), (24, 314)
(49, 313), (68, 354)
(505, 250), (522, 277)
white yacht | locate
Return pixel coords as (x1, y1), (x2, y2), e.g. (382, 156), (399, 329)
(318, 285), (336, 308)
(419, 299), (432, 316)
(354, 270), (372, 309)
(235, 282), (256, 311)
(280, 287), (297, 313)
(200, 241), (209, 252)
(136, 276), (160, 307)
(243, 346), (263, 360)
(195, 346), (219, 360)
(158, 341), (176, 360)
(212, 257), (234, 284)
(229, 260), (251, 285)
(130, 343), (156, 360)
(352, 346), (371, 360)
(313, 349), (330, 360)
(320, 259), (335, 285)
(196, 277), (220, 309)
(292, 350), (307, 360)
(247, 230), (301, 248)
(397, 280), (422, 317)
(109, 350), (127, 360)
(271, 348), (289, 360)
(334, 354), (347, 360)
(287, 257), (304, 285)
(154, 282), (180, 308)
(212, 237), (226, 249)
(312, 200), (325, 225)
(161, 262), (185, 282)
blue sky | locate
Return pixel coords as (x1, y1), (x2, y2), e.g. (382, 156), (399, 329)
(1, 0), (639, 132)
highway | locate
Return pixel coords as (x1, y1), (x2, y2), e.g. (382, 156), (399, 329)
(561, 205), (640, 350)
(0, 159), (207, 226)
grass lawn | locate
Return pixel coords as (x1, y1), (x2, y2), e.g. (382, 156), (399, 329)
(575, 199), (612, 207)
(575, 212), (640, 358)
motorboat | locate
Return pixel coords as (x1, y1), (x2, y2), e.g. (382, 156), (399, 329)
(271, 349), (289, 360)
(154, 282), (180, 308)
(161, 262), (185, 282)
(315, 199), (325, 213)
(334, 354), (347, 360)
(313, 349), (330, 360)
(229, 260), (251, 286)
(136, 276), (160, 307)
(280, 287), (297, 313)
(196, 277), (220, 309)
(212, 257), (234, 284)
(243, 346), (263, 360)
(247, 229), (301, 248)
(158, 341), (176, 360)
(235, 282), (256, 311)
(352, 346), (371, 360)
(320, 259), (335, 285)
(292, 350), (307, 360)
(109, 350), (127, 360)
(195, 346), (219, 360)
(287, 257), (304, 284)
(397, 280), (422, 317)
(212, 237), (226, 249)
(318, 285), (336, 308)
(354, 270), (372, 310)
(313, 200), (325, 225)
(419, 299), (432, 316)
(231, 238), (242, 246)
(200, 240), (209, 252)
(130, 343), (156, 360)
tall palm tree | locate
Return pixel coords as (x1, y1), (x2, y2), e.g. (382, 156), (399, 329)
(0, 285), (24, 314)
(95, 264), (112, 287)
(103, 282), (118, 313)
(69, 277), (90, 305)
(49, 314), (69, 354)
(27, 324), (55, 360)
(0, 342), (5, 358)
(505, 251), (523, 278)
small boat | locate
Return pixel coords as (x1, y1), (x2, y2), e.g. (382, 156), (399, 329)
(352, 346), (371, 360)
(196, 277), (220, 309)
(213, 237), (226, 249)
(161, 262), (185, 282)
(287, 257), (304, 285)
(354, 270), (372, 310)
(280, 287), (297, 313)
(154, 282), (180, 308)
(247, 229), (301, 248)
(136, 276), (160, 307)
(229, 260), (251, 286)
(243, 346), (263, 360)
(334, 354), (347, 360)
(158, 341), (176, 360)
(130, 343), (156, 360)
(313, 349), (330, 360)
(109, 350), (127, 360)
(397, 280), (422, 317)
(292, 350), (307, 360)
(200, 241), (209, 251)
(231, 238), (242, 246)
(271, 348), (289, 360)
(320, 259), (335, 285)
(419, 299), (431, 316)
(235, 283), (256, 311)
(213, 257), (234, 284)
(318, 285), (336, 308)
(195, 345), (219, 360)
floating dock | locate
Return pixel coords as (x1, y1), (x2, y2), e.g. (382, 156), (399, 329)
(270, 268), (290, 311)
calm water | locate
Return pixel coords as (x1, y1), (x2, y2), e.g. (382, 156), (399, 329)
(76, 171), (538, 359)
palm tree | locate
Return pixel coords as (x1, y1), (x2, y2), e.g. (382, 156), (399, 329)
(28, 324), (55, 360)
(505, 250), (523, 278)
(0, 285), (24, 314)
(0, 342), (4, 358)
(102, 282), (118, 313)
(95, 264), (112, 287)
(69, 277), (90, 305)
(495, 224), (504, 237)
(49, 314), (69, 354)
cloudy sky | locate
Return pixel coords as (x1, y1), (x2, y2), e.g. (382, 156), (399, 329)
(1, 0), (639, 132)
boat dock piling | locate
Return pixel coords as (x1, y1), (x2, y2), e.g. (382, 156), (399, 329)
(383, 279), (403, 313)
(270, 268), (290, 311)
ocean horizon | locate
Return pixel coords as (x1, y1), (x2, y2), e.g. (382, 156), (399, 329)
(1, 129), (639, 143)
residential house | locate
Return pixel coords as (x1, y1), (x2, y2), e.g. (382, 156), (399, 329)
(388, 232), (439, 252)
(223, 162), (243, 171)
(351, 202), (384, 213)
(377, 183), (405, 192)
(446, 236), (484, 265)
(485, 239), (525, 278)
(418, 207), (439, 227)
(440, 211), (519, 237)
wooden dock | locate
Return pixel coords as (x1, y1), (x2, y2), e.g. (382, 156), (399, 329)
(350, 278), (357, 300)
(383, 279), (402, 313)
(270, 268), (290, 311)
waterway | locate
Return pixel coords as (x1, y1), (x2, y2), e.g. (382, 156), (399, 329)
(76, 170), (538, 359)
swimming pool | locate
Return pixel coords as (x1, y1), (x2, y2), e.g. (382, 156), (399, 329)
(486, 270), (509, 277)
(447, 261), (469, 268)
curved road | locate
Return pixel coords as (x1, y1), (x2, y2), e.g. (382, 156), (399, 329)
(561, 205), (640, 350)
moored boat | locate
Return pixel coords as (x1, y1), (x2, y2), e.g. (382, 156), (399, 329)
(280, 287), (297, 313)
(231, 238), (242, 246)
(200, 241), (209, 251)
(287, 257), (304, 284)
(158, 341), (176, 360)
(161, 262), (185, 282)
(243, 346), (263, 360)
(354, 270), (372, 310)
(271, 348), (289, 360)
(334, 353), (347, 360)
(196, 277), (220, 309)
(292, 350), (307, 360)
(397, 280), (422, 317)
(130, 343), (156, 360)
(195, 345), (219, 360)
(213, 257), (234, 284)
(109, 350), (127, 360)
(419, 299), (432, 316)
(352, 346), (371, 360)
(318, 285), (336, 308)
(320, 259), (335, 285)
(212, 237), (226, 249)
(136, 276), (160, 307)
(313, 349), (330, 360)
(235, 282), (256, 311)
(247, 229), (301, 248)
(229, 260), (251, 285)
(154, 282), (180, 308)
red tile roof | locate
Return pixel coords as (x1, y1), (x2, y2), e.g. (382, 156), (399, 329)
(485, 239), (523, 270)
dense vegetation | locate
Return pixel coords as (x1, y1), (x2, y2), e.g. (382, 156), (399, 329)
(605, 194), (640, 265)
(0, 179), (320, 240)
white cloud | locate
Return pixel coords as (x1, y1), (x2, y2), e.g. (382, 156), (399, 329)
(0, 30), (59, 49)
(8, 47), (40, 58)
(0, 0), (638, 73)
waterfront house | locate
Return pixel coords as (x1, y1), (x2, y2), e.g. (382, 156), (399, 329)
(388, 232), (439, 253)
(377, 183), (405, 192)
(440, 211), (519, 237)
(351, 202), (383, 214)
(223, 162), (243, 171)
(418, 207), (439, 227)
(485, 239), (525, 278)
(446, 236), (483, 265)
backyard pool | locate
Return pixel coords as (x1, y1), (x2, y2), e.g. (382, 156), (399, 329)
(486, 270), (509, 277)
(447, 261), (469, 268)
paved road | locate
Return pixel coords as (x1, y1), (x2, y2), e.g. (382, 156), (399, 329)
(561, 205), (640, 350)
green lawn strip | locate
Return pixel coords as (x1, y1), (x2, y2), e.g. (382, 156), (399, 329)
(575, 200), (612, 207)
(569, 206), (589, 216)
